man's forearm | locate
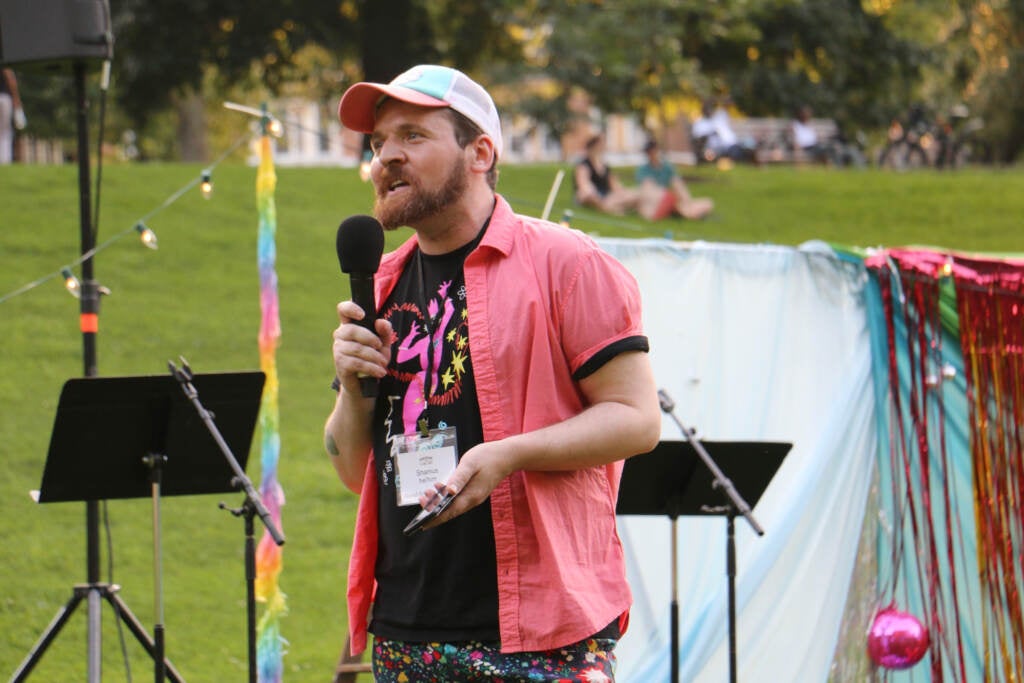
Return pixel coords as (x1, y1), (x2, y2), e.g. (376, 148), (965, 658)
(492, 397), (661, 475)
(324, 389), (375, 492)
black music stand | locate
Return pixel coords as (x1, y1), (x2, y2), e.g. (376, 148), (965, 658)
(14, 371), (265, 682)
(617, 440), (790, 683)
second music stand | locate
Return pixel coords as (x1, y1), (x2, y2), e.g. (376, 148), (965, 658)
(617, 440), (790, 683)
(14, 371), (264, 682)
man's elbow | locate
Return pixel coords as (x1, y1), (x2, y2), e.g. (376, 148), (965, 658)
(621, 392), (662, 458)
(634, 401), (663, 456)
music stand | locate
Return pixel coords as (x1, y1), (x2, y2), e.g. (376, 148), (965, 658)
(13, 371), (265, 682)
(617, 440), (790, 683)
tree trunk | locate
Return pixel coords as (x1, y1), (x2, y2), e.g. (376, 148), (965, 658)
(175, 91), (208, 162)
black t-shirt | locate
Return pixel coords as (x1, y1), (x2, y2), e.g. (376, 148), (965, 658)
(368, 231), (500, 643)
(578, 158), (612, 197)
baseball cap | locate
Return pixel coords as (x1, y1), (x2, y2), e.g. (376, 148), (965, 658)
(338, 65), (503, 158)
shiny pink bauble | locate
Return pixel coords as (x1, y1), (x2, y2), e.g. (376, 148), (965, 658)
(867, 606), (930, 670)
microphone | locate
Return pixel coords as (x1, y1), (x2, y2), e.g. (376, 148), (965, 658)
(336, 215), (385, 397)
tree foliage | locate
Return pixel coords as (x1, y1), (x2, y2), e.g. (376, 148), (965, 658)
(111, 0), (357, 126)
(720, 0), (928, 130)
(12, 0), (1024, 162)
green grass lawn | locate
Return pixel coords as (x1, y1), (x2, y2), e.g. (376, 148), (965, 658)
(1, 160), (1022, 681)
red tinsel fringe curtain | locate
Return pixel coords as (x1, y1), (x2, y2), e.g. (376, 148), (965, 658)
(951, 255), (1024, 681)
(874, 253), (966, 682)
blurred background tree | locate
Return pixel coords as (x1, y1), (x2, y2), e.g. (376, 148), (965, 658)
(11, 0), (1024, 163)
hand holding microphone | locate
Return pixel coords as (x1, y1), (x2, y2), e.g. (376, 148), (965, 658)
(335, 215), (385, 397)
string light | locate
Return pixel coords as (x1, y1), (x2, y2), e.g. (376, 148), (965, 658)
(2, 108), (371, 306)
(200, 169), (214, 199)
(135, 222), (158, 250)
(359, 150), (373, 182)
(61, 268), (81, 298)
(940, 257), (954, 278)
(559, 209), (574, 228)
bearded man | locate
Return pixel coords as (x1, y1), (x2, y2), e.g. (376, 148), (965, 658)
(325, 65), (661, 683)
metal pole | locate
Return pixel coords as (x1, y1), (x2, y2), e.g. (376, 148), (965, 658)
(74, 58), (104, 683)
(670, 515), (679, 683)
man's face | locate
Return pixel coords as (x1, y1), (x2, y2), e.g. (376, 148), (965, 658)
(369, 100), (468, 230)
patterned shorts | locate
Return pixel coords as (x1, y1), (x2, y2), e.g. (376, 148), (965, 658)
(371, 636), (618, 682)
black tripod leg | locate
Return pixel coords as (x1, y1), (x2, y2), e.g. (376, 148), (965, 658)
(105, 590), (186, 683)
(10, 590), (87, 681)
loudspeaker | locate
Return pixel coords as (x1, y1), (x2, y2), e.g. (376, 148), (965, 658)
(0, 0), (112, 67)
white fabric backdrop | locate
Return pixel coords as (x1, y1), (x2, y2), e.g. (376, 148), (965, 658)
(595, 238), (878, 682)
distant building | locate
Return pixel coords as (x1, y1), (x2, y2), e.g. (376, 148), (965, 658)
(262, 94), (698, 168)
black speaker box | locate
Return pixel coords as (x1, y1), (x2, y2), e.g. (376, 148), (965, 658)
(0, 0), (112, 67)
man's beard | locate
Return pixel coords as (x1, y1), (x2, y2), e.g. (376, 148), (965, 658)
(374, 159), (468, 230)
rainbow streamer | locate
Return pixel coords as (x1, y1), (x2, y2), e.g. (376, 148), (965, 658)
(255, 116), (287, 682)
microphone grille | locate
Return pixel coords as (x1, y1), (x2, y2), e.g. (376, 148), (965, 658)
(336, 215), (385, 274)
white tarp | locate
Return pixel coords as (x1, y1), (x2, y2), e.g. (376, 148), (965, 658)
(597, 238), (877, 682)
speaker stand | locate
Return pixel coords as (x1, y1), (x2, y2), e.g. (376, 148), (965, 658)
(10, 60), (181, 683)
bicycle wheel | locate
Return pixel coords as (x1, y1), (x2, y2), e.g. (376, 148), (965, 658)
(951, 138), (974, 168)
(904, 144), (929, 169)
(877, 142), (905, 169)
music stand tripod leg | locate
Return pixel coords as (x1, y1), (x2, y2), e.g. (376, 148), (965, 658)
(10, 589), (88, 681)
(9, 582), (184, 683)
(102, 587), (186, 683)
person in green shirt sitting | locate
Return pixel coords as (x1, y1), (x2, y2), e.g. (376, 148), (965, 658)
(635, 139), (714, 221)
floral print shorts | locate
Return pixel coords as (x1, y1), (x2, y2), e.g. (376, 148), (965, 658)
(371, 636), (618, 682)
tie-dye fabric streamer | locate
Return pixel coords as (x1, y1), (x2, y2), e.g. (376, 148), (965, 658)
(255, 117), (287, 682)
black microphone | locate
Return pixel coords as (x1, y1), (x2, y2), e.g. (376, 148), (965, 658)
(336, 215), (385, 397)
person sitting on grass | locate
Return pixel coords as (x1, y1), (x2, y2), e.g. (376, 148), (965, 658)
(635, 139), (714, 220)
(573, 133), (642, 215)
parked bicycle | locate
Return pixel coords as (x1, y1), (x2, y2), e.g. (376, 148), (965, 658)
(933, 104), (987, 169)
(877, 104), (986, 170)
(877, 105), (932, 170)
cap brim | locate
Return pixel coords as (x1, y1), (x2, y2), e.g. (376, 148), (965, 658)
(338, 83), (449, 133)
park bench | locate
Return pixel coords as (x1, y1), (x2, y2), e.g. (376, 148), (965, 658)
(694, 116), (839, 165)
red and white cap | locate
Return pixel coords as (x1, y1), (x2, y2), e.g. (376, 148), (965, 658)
(338, 64), (503, 158)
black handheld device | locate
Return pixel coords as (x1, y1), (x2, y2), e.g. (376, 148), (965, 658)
(402, 489), (459, 535)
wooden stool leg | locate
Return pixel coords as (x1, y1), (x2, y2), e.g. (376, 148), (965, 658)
(334, 635), (373, 683)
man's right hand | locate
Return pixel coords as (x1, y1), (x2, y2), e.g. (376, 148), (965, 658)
(332, 300), (392, 396)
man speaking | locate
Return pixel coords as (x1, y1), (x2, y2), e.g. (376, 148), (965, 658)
(324, 64), (661, 682)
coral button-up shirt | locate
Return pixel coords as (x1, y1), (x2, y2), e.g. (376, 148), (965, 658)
(347, 195), (646, 654)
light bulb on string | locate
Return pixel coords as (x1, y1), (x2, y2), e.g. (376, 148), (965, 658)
(134, 222), (158, 250)
(200, 169), (213, 199)
(61, 268), (81, 298)
(940, 256), (953, 278)
(359, 150), (373, 182)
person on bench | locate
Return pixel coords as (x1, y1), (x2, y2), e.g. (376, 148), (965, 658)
(692, 98), (757, 164)
(789, 105), (838, 164)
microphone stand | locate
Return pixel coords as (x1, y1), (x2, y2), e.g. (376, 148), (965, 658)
(169, 359), (285, 683)
(656, 389), (763, 683)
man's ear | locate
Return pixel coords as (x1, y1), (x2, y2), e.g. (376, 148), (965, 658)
(468, 135), (497, 174)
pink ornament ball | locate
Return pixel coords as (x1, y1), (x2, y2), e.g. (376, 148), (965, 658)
(867, 606), (930, 670)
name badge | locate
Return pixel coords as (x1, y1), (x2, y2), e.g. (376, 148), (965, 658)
(393, 426), (458, 507)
